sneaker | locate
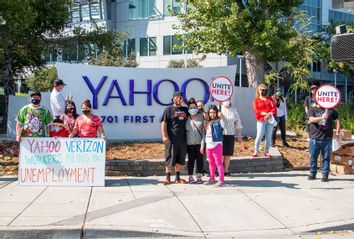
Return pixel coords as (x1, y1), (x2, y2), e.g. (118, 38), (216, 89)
(188, 176), (196, 183)
(203, 180), (216, 185)
(163, 179), (172, 185)
(282, 141), (289, 147)
(176, 178), (187, 184)
(307, 173), (316, 180)
(224, 172), (231, 177)
(264, 153), (271, 158)
(252, 152), (258, 157)
(196, 178), (204, 183)
(214, 181), (226, 187)
(321, 174), (329, 182)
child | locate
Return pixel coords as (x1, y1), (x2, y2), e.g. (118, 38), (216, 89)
(50, 118), (69, 137)
(201, 105), (225, 187)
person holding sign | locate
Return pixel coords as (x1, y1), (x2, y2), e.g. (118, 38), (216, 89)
(307, 85), (341, 182)
(161, 92), (189, 185)
(69, 100), (106, 140)
(252, 84), (277, 158)
(15, 91), (52, 142)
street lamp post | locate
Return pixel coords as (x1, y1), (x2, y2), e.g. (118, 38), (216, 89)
(333, 69), (337, 87)
(237, 55), (244, 87)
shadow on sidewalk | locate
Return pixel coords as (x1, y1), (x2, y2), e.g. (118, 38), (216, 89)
(226, 179), (300, 189)
(0, 177), (17, 182)
(236, 173), (308, 178)
(84, 229), (197, 238)
(106, 178), (161, 187)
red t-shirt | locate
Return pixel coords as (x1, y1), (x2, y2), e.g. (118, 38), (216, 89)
(253, 97), (277, 122)
(50, 128), (69, 137)
(74, 115), (103, 138)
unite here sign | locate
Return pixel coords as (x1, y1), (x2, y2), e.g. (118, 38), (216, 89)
(315, 84), (341, 109)
(209, 76), (234, 102)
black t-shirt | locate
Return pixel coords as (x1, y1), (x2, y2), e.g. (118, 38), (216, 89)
(307, 107), (339, 140)
(162, 106), (189, 143)
(304, 96), (316, 110)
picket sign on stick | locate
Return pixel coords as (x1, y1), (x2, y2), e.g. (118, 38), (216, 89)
(18, 137), (106, 187)
(315, 84), (341, 109)
(209, 76), (234, 102)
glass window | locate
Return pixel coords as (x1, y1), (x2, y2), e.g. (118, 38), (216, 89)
(123, 39), (136, 57)
(69, 4), (81, 23)
(90, 2), (102, 20)
(172, 35), (182, 54)
(149, 37), (157, 56)
(129, 0), (157, 19)
(140, 38), (148, 56)
(81, 4), (90, 21)
(164, 0), (181, 16)
(163, 36), (171, 55)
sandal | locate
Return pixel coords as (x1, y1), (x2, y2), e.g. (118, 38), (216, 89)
(264, 153), (271, 158)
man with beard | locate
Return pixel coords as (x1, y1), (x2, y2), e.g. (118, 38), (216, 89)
(161, 92), (189, 185)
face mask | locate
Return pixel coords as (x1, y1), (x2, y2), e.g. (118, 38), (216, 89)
(188, 109), (198, 115)
(261, 89), (268, 96)
(53, 126), (61, 132)
(65, 108), (74, 113)
(31, 99), (41, 105)
(82, 109), (90, 115)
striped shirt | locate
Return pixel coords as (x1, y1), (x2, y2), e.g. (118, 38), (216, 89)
(221, 106), (243, 135)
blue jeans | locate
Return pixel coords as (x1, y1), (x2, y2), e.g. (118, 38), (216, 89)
(255, 121), (274, 153)
(309, 138), (332, 175)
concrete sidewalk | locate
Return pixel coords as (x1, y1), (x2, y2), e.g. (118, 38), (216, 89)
(0, 171), (354, 239)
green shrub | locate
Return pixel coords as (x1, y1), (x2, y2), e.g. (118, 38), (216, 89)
(286, 99), (354, 135)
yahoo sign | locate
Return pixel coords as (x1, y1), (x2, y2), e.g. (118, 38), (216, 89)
(57, 63), (236, 140)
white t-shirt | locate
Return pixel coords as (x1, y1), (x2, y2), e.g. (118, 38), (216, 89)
(205, 125), (222, 149)
(50, 88), (66, 117)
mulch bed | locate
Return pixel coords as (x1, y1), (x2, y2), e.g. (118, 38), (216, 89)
(0, 137), (311, 176)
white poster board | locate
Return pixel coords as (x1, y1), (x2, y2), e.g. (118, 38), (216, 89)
(18, 137), (106, 186)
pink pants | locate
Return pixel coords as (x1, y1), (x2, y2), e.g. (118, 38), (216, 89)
(206, 143), (224, 182)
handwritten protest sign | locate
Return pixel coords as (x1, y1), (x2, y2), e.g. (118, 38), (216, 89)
(18, 138), (106, 186)
(315, 84), (341, 109)
(209, 76), (234, 102)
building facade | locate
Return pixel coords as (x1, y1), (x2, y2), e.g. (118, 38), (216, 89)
(48, 0), (354, 93)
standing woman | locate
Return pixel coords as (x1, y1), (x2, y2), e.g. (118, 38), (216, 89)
(60, 100), (79, 135)
(221, 100), (243, 176)
(253, 84), (277, 158)
(186, 99), (204, 183)
(69, 99), (106, 140)
(272, 91), (289, 147)
(201, 105), (225, 187)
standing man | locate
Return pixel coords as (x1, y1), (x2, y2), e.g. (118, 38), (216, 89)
(161, 92), (189, 185)
(307, 103), (340, 182)
(50, 79), (66, 119)
(16, 91), (52, 142)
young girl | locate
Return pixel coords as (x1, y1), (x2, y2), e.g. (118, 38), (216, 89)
(60, 100), (79, 135)
(201, 105), (225, 187)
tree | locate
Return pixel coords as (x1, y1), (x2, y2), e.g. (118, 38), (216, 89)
(25, 66), (58, 92)
(174, 0), (305, 87)
(0, 0), (70, 130)
(167, 59), (201, 68)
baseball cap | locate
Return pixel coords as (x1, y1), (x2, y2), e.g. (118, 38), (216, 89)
(54, 79), (67, 86)
(309, 85), (318, 91)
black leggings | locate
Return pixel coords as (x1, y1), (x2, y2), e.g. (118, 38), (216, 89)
(272, 115), (286, 143)
(187, 144), (204, 175)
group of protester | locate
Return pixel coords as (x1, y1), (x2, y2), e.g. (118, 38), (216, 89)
(15, 78), (340, 184)
(15, 79), (106, 142)
(161, 92), (243, 187)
